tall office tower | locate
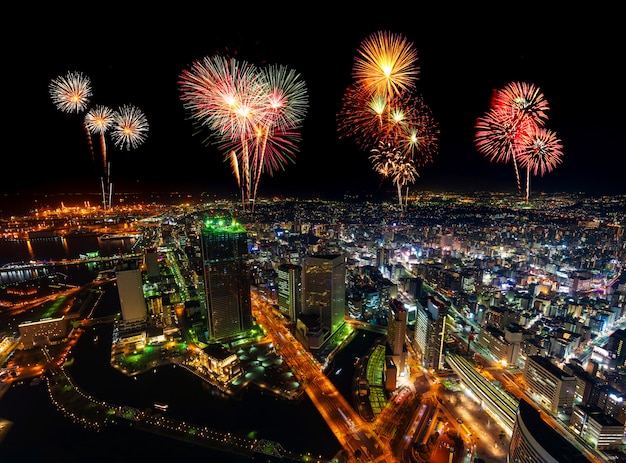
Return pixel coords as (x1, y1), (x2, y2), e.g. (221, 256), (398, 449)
(407, 277), (423, 300)
(200, 215), (253, 341)
(376, 246), (390, 269)
(277, 263), (301, 322)
(387, 298), (407, 374)
(413, 300), (429, 365)
(145, 247), (160, 280)
(605, 328), (626, 369)
(413, 297), (447, 371)
(115, 260), (147, 323)
(302, 254), (346, 337)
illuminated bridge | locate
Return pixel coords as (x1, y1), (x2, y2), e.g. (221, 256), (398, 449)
(445, 353), (518, 432)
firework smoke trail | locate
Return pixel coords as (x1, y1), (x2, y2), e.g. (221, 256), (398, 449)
(85, 106), (116, 209)
(85, 105), (115, 172)
(83, 124), (98, 172)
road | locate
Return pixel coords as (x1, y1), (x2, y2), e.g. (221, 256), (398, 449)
(251, 291), (394, 462)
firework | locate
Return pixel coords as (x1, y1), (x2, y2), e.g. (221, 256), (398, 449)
(261, 64), (309, 130)
(250, 64), (308, 203)
(179, 55), (266, 138)
(337, 82), (389, 149)
(179, 55), (266, 208)
(370, 141), (408, 180)
(337, 32), (436, 212)
(475, 83), (548, 193)
(352, 30), (419, 100)
(493, 81), (549, 127)
(85, 105), (115, 135)
(369, 140), (418, 209)
(518, 126), (564, 202)
(179, 55), (308, 213)
(475, 81), (563, 202)
(111, 104), (149, 151)
(49, 71), (92, 113)
(338, 85), (438, 158)
(475, 106), (529, 164)
(388, 91), (439, 167)
(85, 105), (115, 172)
(518, 126), (564, 176)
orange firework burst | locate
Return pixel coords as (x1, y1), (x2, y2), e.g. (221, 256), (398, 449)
(337, 31), (436, 212)
(352, 30), (419, 100)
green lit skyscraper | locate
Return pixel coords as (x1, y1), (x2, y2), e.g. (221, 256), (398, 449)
(200, 215), (253, 341)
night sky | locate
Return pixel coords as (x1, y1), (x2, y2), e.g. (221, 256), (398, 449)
(6, 6), (624, 203)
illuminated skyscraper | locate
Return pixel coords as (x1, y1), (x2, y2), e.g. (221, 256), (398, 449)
(200, 215), (253, 341)
(302, 254), (346, 336)
(414, 295), (448, 371)
(277, 263), (301, 322)
(387, 298), (407, 374)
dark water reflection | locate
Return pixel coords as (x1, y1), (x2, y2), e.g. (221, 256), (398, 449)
(0, 234), (136, 266)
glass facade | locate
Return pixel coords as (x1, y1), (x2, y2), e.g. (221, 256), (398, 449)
(200, 217), (253, 341)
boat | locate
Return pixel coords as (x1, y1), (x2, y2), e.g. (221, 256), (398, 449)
(99, 233), (141, 240)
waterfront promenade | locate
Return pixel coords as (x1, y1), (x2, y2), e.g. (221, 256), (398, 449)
(44, 363), (329, 462)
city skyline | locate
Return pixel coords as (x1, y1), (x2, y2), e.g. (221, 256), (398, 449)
(1, 193), (624, 462)
(7, 7), (623, 206)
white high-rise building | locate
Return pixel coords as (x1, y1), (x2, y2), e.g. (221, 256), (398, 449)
(116, 262), (147, 323)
